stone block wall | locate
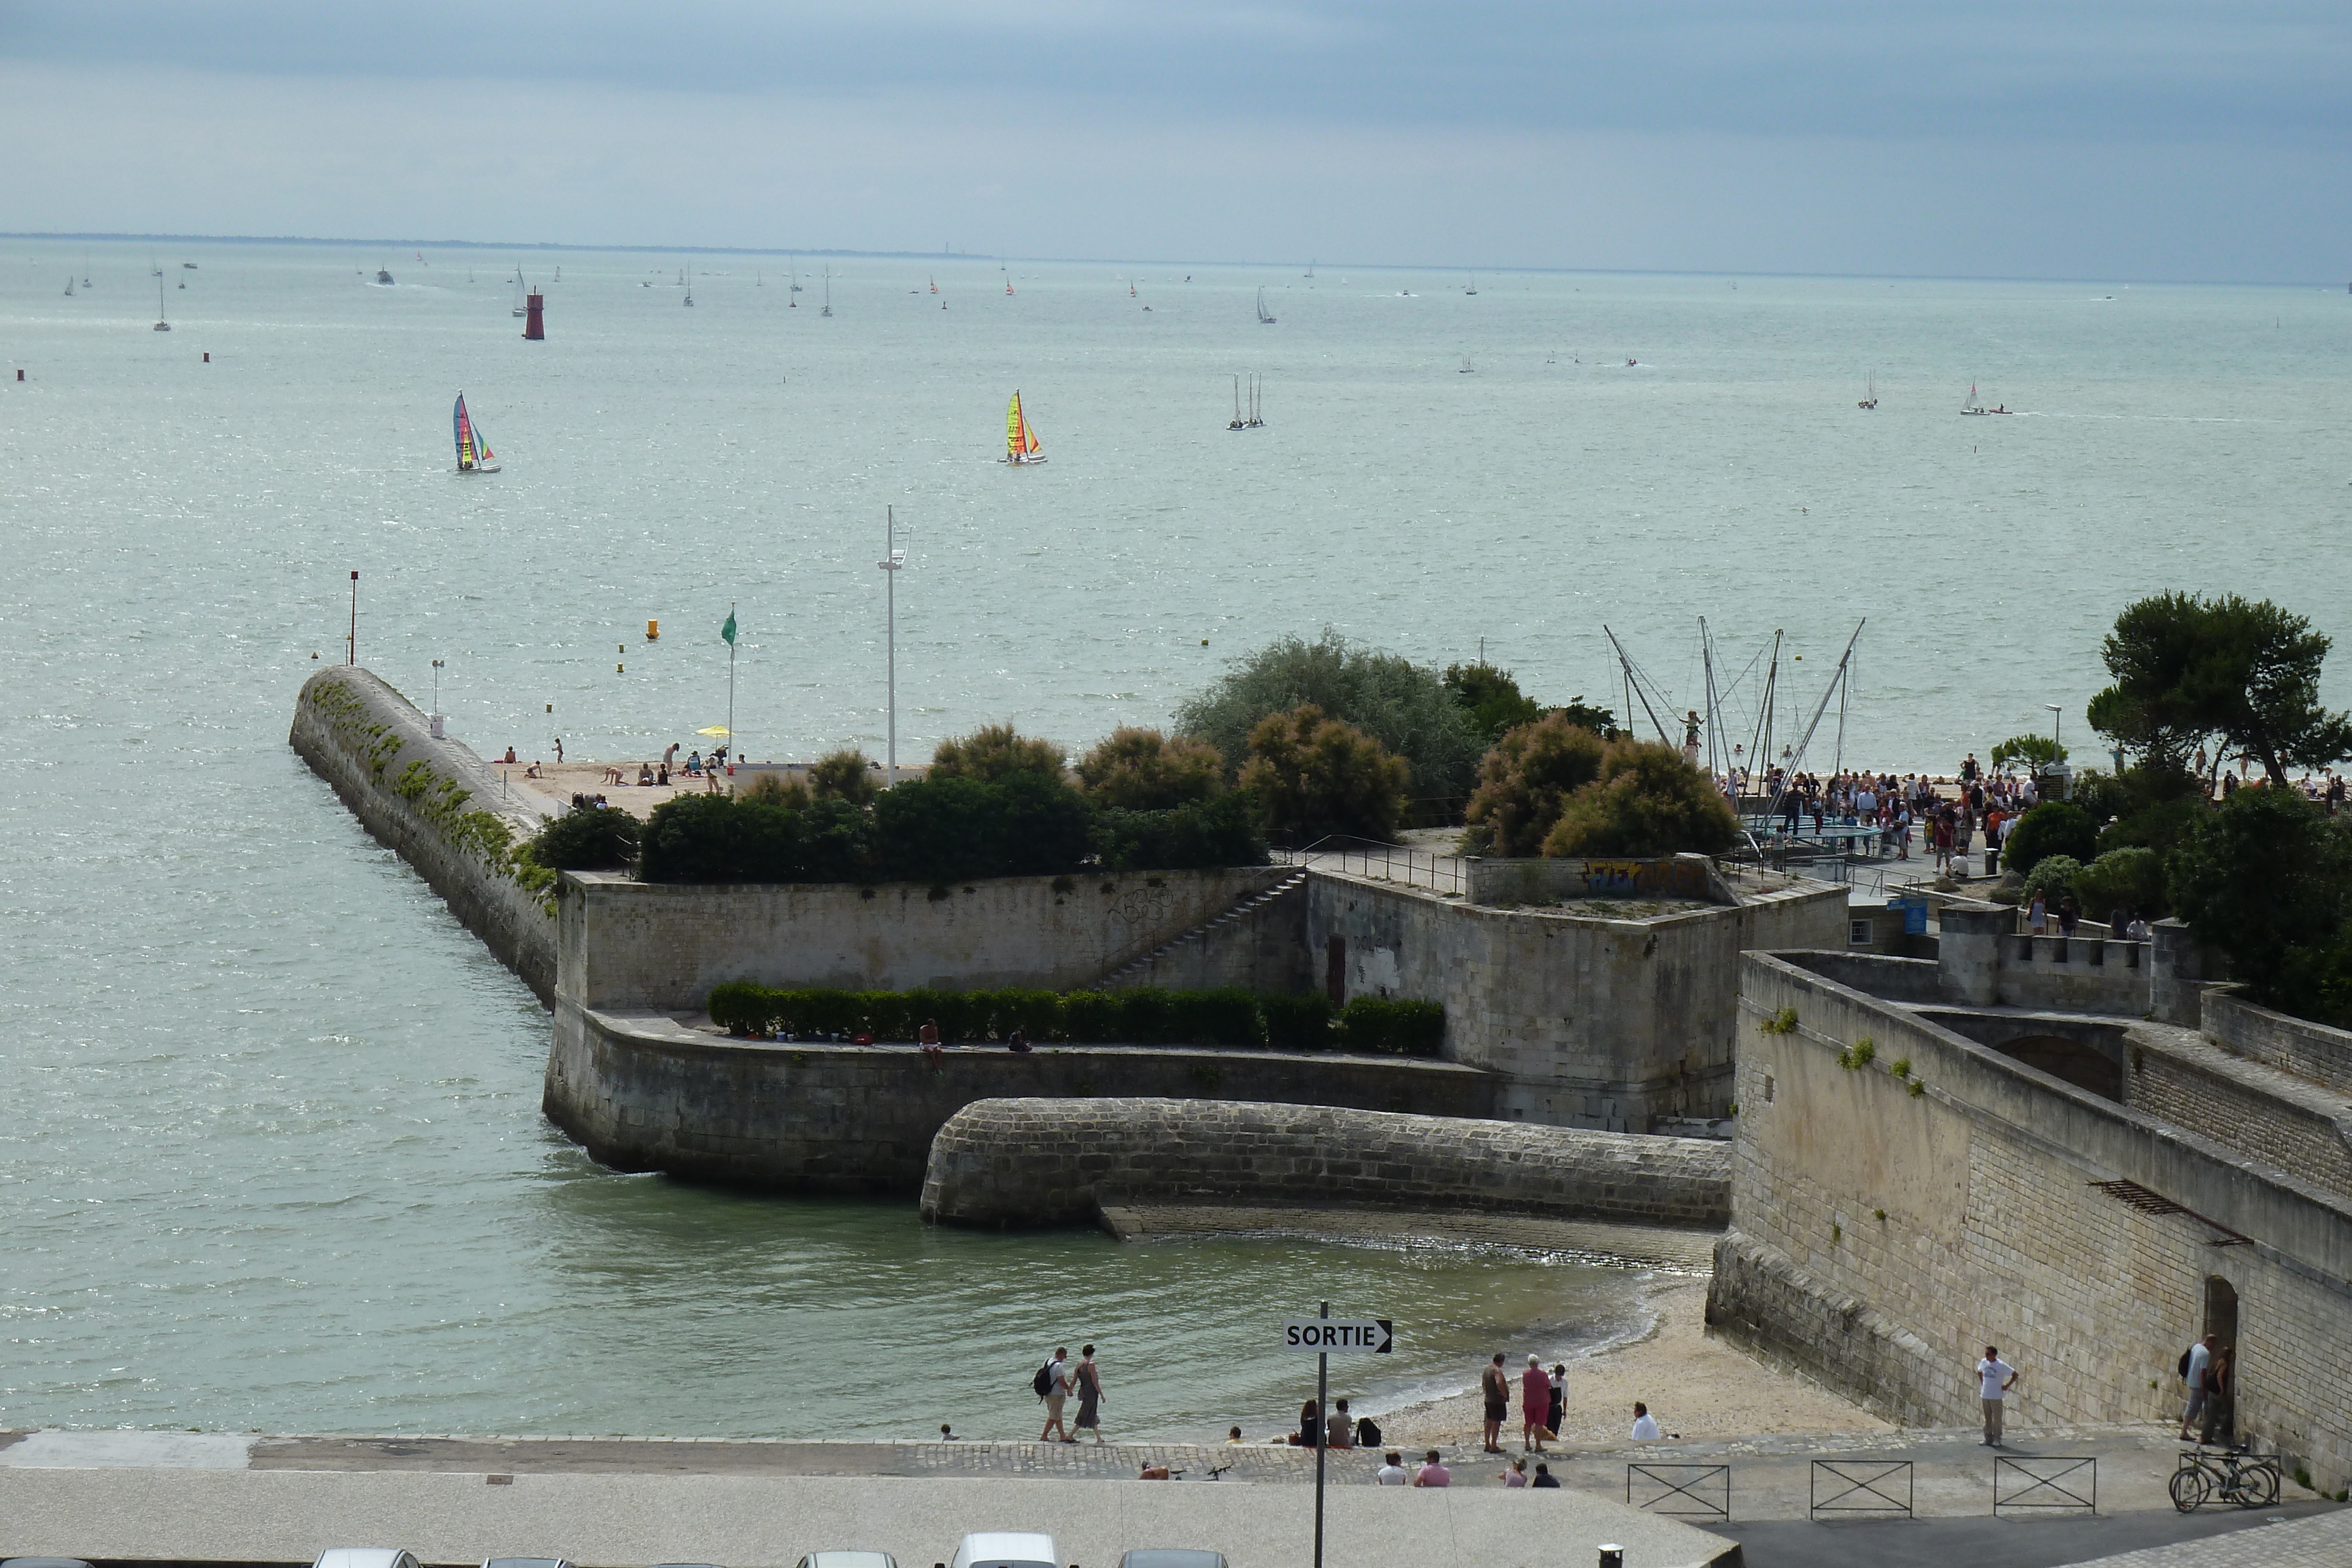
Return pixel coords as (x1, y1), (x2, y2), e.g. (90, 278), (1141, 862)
(289, 667), (557, 1001)
(918, 1096), (1731, 1228)
(2127, 1034), (2352, 1202)
(543, 1008), (1497, 1193)
(1103, 873), (1314, 994)
(560, 866), (1274, 1011)
(2204, 989), (2352, 1095)
(1710, 951), (2352, 1490)
(1308, 868), (1845, 1131)
(1996, 933), (2151, 1013)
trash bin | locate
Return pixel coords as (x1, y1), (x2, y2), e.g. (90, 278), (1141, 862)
(1984, 848), (2000, 877)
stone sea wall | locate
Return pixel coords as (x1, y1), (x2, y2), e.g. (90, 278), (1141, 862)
(2204, 988), (2352, 1095)
(1712, 950), (2352, 1490)
(918, 1096), (1732, 1228)
(290, 667), (557, 1002)
(544, 1009), (1497, 1193)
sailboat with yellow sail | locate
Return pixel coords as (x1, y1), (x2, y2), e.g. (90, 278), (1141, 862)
(453, 392), (500, 473)
(1002, 392), (1046, 464)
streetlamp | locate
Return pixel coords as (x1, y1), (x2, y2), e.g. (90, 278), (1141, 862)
(430, 658), (446, 739)
(878, 506), (907, 787)
(2044, 703), (2063, 750)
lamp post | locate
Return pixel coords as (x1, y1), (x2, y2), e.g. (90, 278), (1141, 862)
(430, 658), (445, 739)
(347, 570), (359, 664)
(2045, 703), (2063, 751)
(878, 507), (906, 787)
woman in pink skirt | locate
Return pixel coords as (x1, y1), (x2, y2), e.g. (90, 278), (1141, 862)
(1521, 1355), (1552, 1450)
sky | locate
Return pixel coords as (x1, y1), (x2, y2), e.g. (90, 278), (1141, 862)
(4, 1), (2348, 281)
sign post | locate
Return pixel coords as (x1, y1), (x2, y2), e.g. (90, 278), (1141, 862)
(1282, 1309), (1393, 1568)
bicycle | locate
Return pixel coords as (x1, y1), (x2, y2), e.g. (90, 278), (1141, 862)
(2170, 1445), (2280, 1512)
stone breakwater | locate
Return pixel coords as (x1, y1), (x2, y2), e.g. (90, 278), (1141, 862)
(290, 667), (557, 1001)
(917, 1096), (1731, 1229)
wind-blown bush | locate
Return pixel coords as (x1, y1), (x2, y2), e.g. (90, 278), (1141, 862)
(1443, 661), (1544, 748)
(1466, 714), (1608, 856)
(2020, 854), (2083, 905)
(1542, 740), (1739, 858)
(2002, 801), (2098, 878)
(1241, 703), (1412, 844)
(1075, 727), (1225, 810)
(526, 804), (641, 870)
(808, 748), (880, 805)
(1176, 630), (1482, 805)
(930, 724), (1068, 783)
(1093, 792), (1268, 871)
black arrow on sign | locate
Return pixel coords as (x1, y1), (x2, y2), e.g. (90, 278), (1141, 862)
(1375, 1319), (1394, 1353)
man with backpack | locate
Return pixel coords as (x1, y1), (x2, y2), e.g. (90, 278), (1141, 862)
(2180, 1333), (2220, 1440)
(1035, 1346), (1073, 1443)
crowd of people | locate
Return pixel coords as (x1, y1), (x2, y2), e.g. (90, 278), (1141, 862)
(1735, 757), (2053, 869)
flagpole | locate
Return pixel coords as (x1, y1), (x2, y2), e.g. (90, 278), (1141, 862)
(880, 508), (904, 788)
(727, 599), (737, 770)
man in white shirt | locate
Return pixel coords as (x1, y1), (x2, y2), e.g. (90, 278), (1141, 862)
(2180, 1333), (2219, 1439)
(1038, 1347), (1071, 1443)
(1375, 1450), (1410, 1485)
(1631, 1402), (1662, 1441)
(1977, 1346), (2019, 1446)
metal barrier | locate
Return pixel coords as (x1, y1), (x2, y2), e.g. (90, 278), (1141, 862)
(1996, 1456), (2097, 1514)
(1626, 1463), (1730, 1521)
(1810, 1459), (1913, 1517)
(1277, 838), (1465, 897)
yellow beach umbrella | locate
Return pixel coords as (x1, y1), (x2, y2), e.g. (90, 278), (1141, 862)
(696, 725), (731, 737)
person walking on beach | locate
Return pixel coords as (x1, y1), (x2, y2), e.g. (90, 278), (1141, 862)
(1073, 1343), (1105, 1443)
(1480, 1353), (1509, 1453)
(1548, 1363), (1566, 1438)
(1038, 1346), (1071, 1443)
(1977, 1346), (2019, 1446)
(1521, 1355), (1551, 1450)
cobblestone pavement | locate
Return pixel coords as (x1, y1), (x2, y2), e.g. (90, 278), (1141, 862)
(2052, 1505), (2352, 1567)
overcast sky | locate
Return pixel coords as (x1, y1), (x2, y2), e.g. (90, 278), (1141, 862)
(5, 2), (2347, 280)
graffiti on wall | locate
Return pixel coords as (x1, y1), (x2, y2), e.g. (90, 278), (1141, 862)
(1573, 858), (1711, 898)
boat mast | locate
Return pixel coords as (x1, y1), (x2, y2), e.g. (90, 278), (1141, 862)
(1602, 626), (1673, 745)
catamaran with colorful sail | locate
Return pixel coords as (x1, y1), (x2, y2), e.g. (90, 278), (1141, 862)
(1003, 392), (1045, 464)
(453, 393), (500, 473)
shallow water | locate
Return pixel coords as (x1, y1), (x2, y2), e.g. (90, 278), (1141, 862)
(2, 241), (2347, 1436)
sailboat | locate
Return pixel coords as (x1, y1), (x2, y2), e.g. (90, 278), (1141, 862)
(83, 252), (92, 288)
(152, 279), (171, 332)
(1228, 375), (1247, 431)
(821, 265), (833, 317)
(1005, 275), (1015, 296)
(1305, 259), (1315, 279)
(453, 392), (500, 473)
(684, 266), (694, 306)
(1858, 372), (1878, 410)
(1247, 375), (1265, 428)
(930, 277), (938, 294)
(790, 256), (803, 292)
(1256, 287), (1275, 325)
(1465, 276), (1478, 296)
(1962, 382), (1993, 415)
(1003, 392), (1045, 464)
(63, 277), (74, 297)
(152, 258), (163, 278)
(1459, 354), (1474, 374)
(512, 269), (528, 318)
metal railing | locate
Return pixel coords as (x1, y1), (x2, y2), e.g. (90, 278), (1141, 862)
(1810, 1459), (1913, 1517)
(1627, 1463), (1730, 1521)
(1275, 836), (1466, 897)
(1995, 1455), (2097, 1514)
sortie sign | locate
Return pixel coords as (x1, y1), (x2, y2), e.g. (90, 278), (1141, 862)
(1282, 1318), (1393, 1353)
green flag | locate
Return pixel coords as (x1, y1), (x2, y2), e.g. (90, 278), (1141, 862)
(720, 610), (737, 646)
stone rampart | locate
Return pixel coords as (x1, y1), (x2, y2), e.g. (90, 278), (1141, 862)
(1712, 950), (2352, 1490)
(918, 1096), (1730, 1228)
(289, 667), (557, 1001)
(559, 867), (1277, 1011)
(543, 1010), (1496, 1193)
(1308, 868), (1845, 1131)
(1102, 873), (1315, 993)
(2204, 988), (2352, 1095)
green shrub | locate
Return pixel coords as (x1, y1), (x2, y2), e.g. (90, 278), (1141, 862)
(2021, 854), (2083, 904)
(1093, 793), (1268, 871)
(2002, 801), (2097, 877)
(1241, 703), (1412, 843)
(527, 804), (642, 871)
(1990, 734), (2067, 771)
(930, 724), (1067, 783)
(740, 773), (811, 809)
(637, 793), (806, 882)
(808, 748), (881, 805)
(1442, 661), (1545, 748)
(708, 981), (773, 1034)
(1338, 997), (1445, 1057)
(1465, 713), (1608, 857)
(1543, 739), (1739, 858)
(1075, 728), (1225, 810)
(1262, 992), (1335, 1049)
(2171, 785), (2352, 1016)
(1165, 987), (1268, 1047)
(2070, 845), (2169, 922)
(870, 772), (1094, 882)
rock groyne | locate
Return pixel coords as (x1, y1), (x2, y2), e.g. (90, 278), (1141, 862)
(290, 667), (557, 1002)
(918, 1096), (1730, 1229)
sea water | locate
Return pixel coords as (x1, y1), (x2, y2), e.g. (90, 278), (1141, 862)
(1, 241), (2347, 1437)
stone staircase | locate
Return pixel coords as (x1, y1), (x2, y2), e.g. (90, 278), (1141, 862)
(1097, 870), (1308, 991)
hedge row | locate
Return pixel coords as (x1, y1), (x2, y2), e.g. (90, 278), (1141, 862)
(704, 982), (1445, 1057)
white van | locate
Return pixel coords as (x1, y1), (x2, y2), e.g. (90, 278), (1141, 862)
(946, 1533), (1060, 1568)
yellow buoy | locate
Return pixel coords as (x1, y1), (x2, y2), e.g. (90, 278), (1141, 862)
(647, 618), (660, 641)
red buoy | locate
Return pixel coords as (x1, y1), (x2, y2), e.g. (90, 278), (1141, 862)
(203, 352), (211, 363)
(523, 292), (545, 340)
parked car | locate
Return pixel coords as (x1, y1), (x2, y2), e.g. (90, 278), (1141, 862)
(796, 1556), (896, 1568)
(946, 1534), (1060, 1568)
(312, 1551), (421, 1568)
(5, 1559), (97, 1568)
(1120, 1554), (1227, 1568)
(482, 1558), (574, 1568)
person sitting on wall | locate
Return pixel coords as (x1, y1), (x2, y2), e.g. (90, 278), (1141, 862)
(1006, 1027), (1032, 1054)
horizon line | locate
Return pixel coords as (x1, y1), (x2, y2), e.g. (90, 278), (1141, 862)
(1, 232), (2337, 290)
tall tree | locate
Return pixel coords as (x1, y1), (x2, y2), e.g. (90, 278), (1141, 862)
(2089, 592), (2352, 786)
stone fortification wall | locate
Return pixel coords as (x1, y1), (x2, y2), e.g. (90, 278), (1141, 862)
(918, 1096), (1730, 1229)
(543, 1009), (1495, 1193)
(1308, 870), (1845, 1131)
(1712, 950), (2352, 1489)
(2127, 1033), (2352, 1202)
(1462, 853), (1730, 908)
(289, 668), (557, 1002)
(1935, 904), (2150, 1013)
(560, 866), (1275, 1011)
(1792, 952), (1942, 1003)
(2204, 989), (2352, 1095)
(1101, 873), (1314, 993)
